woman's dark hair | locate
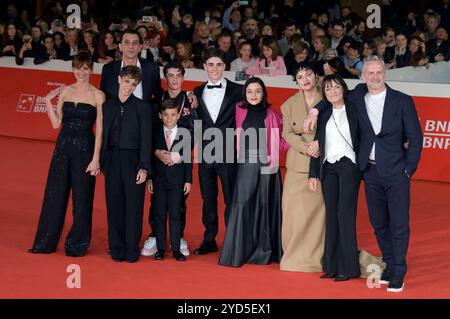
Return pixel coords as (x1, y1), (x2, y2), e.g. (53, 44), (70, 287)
(293, 61), (318, 81)
(240, 77), (271, 109)
(321, 74), (348, 102)
(98, 30), (116, 58)
(72, 49), (93, 69)
(327, 57), (345, 72)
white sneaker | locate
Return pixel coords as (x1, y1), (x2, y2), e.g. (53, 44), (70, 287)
(180, 238), (190, 256)
(141, 237), (157, 256)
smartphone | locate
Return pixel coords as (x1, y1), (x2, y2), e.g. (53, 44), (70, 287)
(142, 16), (151, 23)
(239, 0), (249, 5)
(112, 24), (122, 31)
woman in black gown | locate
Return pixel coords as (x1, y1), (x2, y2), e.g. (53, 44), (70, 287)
(28, 50), (105, 257)
(219, 77), (289, 267)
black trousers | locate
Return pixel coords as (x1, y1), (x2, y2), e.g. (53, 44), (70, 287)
(363, 163), (410, 280)
(321, 157), (361, 277)
(104, 149), (145, 262)
(31, 136), (95, 256)
(152, 181), (184, 252)
(198, 162), (236, 242)
(148, 193), (188, 238)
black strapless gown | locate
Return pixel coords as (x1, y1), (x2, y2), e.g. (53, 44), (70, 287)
(219, 106), (283, 267)
(29, 102), (97, 256)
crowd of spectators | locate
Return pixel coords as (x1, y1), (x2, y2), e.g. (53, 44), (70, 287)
(1, 0), (450, 78)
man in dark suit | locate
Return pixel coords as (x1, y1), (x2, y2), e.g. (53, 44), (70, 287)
(148, 98), (193, 262)
(305, 55), (423, 292)
(101, 65), (152, 263)
(99, 30), (163, 108)
(193, 48), (244, 255)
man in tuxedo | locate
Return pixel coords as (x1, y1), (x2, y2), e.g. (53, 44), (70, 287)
(192, 48), (244, 255)
(101, 65), (152, 263)
(304, 55), (423, 292)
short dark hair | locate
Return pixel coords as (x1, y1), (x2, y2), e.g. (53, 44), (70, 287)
(294, 61), (318, 80)
(119, 65), (142, 83)
(121, 30), (143, 44)
(202, 47), (226, 64)
(240, 77), (271, 109)
(348, 40), (363, 55)
(321, 74), (349, 101)
(160, 98), (179, 112)
(43, 34), (54, 42)
(163, 60), (186, 77)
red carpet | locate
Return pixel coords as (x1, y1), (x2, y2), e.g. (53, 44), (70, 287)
(1, 136), (449, 299)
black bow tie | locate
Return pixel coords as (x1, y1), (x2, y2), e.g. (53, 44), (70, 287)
(207, 83), (223, 89)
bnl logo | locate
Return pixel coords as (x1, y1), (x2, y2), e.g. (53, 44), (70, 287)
(17, 94), (36, 113)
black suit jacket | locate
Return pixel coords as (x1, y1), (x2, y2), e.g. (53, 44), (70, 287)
(150, 123), (193, 185)
(193, 79), (243, 159)
(99, 58), (163, 104)
(101, 95), (152, 173)
(309, 98), (360, 180)
(315, 84), (423, 177)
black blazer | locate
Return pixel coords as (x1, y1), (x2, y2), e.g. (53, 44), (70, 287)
(193, 79), (243, 156)
(309, 99), (360, 180)
(150, 123), (193, 185)
(100, 95), (152, 172)
(315, 83), (423, 177)
(99, 58), (163, 105)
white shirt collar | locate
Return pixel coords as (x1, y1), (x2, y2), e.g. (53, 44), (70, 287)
(206, 78), (226, 87)
(121, 59), (141, 69)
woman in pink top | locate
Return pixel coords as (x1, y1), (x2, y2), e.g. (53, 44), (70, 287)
(245, 36), (288, 77)
(219, 77), (289, 267)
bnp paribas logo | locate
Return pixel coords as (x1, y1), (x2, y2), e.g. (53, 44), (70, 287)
(17, 94), (36, 113)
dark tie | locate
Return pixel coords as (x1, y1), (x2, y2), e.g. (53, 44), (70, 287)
(207, 83), (222, 89)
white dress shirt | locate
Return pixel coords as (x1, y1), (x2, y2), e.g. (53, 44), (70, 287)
(202, 78), (227, 123)
(121, 59), (143, 100)
(364, 89), (387, 161)
(324, 105), (356, 164)
(163, 125), (178, 149)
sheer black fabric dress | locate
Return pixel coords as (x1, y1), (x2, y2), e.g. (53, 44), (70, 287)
(219, 104), (283, 267)
(29, 102), (96, 256)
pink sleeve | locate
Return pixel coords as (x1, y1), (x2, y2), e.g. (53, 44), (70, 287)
(276, 112), (290, 153)
(245, 58), (262, 75)
(269, 56), (287, 76)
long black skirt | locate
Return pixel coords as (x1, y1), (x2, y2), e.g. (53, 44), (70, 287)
(218, 160), (283, 267)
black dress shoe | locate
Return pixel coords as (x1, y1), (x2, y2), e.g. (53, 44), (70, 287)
(154, 250), (165, 260)
(173, 251), (186, 261)
(320, 273), (337, 279)
(193, 241), (218, 255)
(112, 258), (125, 262)
(334, 275), (350, 282)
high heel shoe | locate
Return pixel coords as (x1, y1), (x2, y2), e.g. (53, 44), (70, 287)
(28, 248), (52, 254)
(320, 273), (337, 279)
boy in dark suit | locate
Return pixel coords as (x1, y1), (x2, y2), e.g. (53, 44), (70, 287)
(141, 61), (198, 258)
(101, 65), (152, 263)
(148, 98), (193, 261)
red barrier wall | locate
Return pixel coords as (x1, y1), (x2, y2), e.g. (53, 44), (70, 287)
(1, 67), (449, 182)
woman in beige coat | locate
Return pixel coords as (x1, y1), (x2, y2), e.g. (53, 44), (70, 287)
(280, 62), (325, 272)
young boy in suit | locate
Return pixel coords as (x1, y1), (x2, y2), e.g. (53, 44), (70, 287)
(101, 65), (152, 263)
(147, 98), (193, 261)
(141, 61), (198, 258)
